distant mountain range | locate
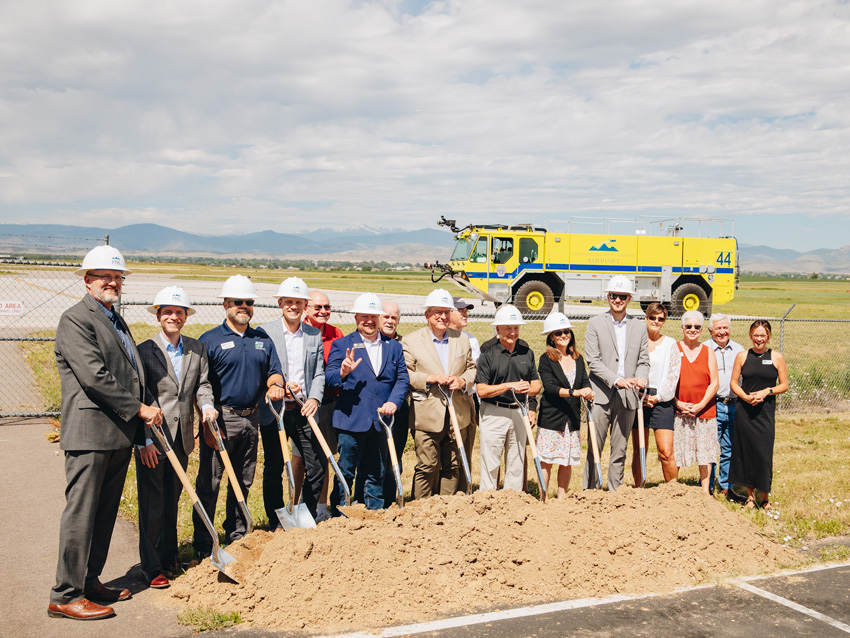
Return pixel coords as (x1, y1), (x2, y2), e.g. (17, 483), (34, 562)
(0, 223), (848, 273)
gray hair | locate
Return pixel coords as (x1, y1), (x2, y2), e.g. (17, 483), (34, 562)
(681, 310), (704, 327)
(708, 313), (729, 330)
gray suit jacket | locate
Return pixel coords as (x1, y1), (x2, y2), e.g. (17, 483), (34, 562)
(138, 334), (215, 455)
(258, 318), (325, 426)
(584, 311), (650, 410)
(54, 294), (146, 450)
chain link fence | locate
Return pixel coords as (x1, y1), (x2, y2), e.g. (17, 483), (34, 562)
(1, 265), (847, 418)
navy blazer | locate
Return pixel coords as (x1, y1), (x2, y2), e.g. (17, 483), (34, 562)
(325, 331), (409, 433)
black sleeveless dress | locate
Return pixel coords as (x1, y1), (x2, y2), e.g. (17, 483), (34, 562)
(729, 349), (778, 493)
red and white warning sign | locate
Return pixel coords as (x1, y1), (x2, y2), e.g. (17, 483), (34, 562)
(0, 301), (24, 316)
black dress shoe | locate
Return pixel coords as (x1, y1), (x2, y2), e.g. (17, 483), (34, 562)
(84, 580), (132, 603)
(48, 598), (115, 620)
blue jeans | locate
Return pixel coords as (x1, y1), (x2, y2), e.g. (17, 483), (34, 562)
(331, 428), (385, 514)
(710, 401), (736, 491)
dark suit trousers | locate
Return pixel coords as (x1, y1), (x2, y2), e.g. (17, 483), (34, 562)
(50, 447), (132, 605)
(193, 411), (258, 552)
(354, 401), (410, 507)
(260, 408), (326, 526)
(135, 436), (187, 576)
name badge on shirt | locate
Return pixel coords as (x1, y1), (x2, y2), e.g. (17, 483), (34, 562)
(762, 359), (773, 365)
(221, 341), (235, 350)
(255, 341), (264, 350)
(352, 343), (366, 350)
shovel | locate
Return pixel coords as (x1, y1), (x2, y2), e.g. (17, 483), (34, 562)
(585, 399), (603, 489)
(636, 387), (647, 487)
(150, 421), (237, 581)
(511, 389), (547, 501)
(205, 417), (253, 536)
(267, 400), (316, 530)
(287, 391), (353, 510)
(377, 410), (404, 508)
(436, 385), (472, 495)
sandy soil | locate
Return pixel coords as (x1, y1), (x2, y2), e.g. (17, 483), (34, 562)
(171, 483), (798, 635)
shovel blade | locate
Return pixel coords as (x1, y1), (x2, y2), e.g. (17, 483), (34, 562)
(210, 546), (239, 582)
(639, 446), (647, 487)
(457, 446), (473, 495)
(277, 503), (317, 530)
(533, 457), (547, 501)
(595, 462), (604, 489)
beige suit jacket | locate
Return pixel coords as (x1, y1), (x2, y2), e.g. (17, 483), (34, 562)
(402, 327), (476, 434)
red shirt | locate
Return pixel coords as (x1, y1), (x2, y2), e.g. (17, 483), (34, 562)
(306, 321), (344, 402)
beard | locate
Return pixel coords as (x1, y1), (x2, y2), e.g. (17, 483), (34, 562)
(91, 288), (120, 306)
(227, 308), (252, 326)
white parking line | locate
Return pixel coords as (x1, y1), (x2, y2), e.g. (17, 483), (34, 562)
(736, 582), (850, 634)
(322, 591), (667, 638)
(324, 561), (850, 638)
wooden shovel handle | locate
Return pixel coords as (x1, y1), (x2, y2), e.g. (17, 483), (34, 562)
(164, 448), (202, 506)
(307, 414), (334, 460)
(587, 405), (602, 466)
(278, 429), (292, 464)
(218, 447), (247, 503)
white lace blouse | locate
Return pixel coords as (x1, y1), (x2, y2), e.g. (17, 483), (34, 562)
(647, 335), (681, 403)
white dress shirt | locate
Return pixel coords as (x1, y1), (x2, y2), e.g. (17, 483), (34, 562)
(361, 334), (383, 374)
(282, 320), (305, 400)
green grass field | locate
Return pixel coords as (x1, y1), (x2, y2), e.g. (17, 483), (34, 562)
(127, 262), (850, 319)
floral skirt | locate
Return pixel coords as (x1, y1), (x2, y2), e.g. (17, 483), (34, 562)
(673, 415), (719, 467)
(536, 428), (582, 466)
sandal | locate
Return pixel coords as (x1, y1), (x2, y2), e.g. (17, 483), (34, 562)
(760, 500), (772, 510)
(742, 498), (756, 510)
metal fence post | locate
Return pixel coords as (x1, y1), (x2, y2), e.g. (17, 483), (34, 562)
(779, 303), (795, 354)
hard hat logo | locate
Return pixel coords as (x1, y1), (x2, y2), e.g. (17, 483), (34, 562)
(148, 286), (195, 315)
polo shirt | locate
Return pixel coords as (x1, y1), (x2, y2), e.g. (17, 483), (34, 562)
(199, 321), (282, 410)
(476, 337), (539, 405)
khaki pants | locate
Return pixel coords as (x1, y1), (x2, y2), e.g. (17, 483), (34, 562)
(479, 403), (527, 491)
(412, 417), (459, 499)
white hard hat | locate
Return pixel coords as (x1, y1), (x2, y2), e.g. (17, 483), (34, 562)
(75, 245), (131, 276)
(351, 292), (383, 314)
(492, 304), (526, 326)
(147, 286), (195, 316)
(217, 275), (258, 300)
(274, 277), (311, 300)
(541, 312), (573, 335)
(423, 288), (455, 310)
(604, 275), (635, 295)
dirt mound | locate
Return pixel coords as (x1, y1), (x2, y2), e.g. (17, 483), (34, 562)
(171, 483), (798, 634)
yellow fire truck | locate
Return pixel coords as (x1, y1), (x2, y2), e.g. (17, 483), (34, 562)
(430, 217), (738, 316)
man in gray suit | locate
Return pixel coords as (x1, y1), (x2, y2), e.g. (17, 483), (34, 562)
(259, 277), (325, 524)
(136, 287), (217, 589)
(49, 245), (163, 621)
(583, 275), (650, 491)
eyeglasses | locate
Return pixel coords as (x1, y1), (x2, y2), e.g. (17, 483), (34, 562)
(229, 299), (255, 307)
(88, 273), (125, 283)
(608, 293), (629, 301)
(683, 324), (702, 330)
(551, 329), (572, 337)
(647, 316), (666, 323)
(310, 304), (331, 311)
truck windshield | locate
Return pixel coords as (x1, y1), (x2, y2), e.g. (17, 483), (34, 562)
(450, 238), (474, 261)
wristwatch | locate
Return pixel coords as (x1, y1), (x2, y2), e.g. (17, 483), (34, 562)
(768, 387), (774, 395)
(568, 388), (574, 397)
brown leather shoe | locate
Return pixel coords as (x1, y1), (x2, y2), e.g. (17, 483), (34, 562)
(48, 598), (115, 620)
(146, 573), (170, 589)
(84, 580), (132, 603)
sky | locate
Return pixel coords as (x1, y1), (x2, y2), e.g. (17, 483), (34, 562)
(1, 0), (849, 251)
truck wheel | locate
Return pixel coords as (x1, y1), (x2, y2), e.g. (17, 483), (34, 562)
(514, 280), (555, 315)
(671, 283), (710, 316)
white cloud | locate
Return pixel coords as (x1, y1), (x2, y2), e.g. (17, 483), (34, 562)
(0, 0), (848, 249)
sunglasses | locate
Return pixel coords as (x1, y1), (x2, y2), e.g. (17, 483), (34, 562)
(683, 324), (702, 330)
(229, 299), (255, 307)
(608, 293), (629, 301)
(551, 329), (572, 337)
(310, 304), (331, 311)
(647, 315), (666, 323)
